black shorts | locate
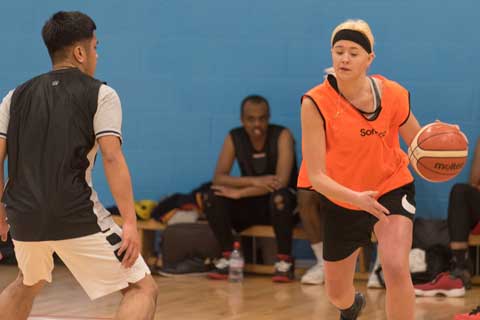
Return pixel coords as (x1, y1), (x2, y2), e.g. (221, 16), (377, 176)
(322, 182), (416, 262)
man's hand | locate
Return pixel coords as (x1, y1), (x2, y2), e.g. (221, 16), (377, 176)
(0, 219), (9, 242)
(117, 221), (140, 268)
(212, 185), (243, 199)
(352, 191), (390, 224)
(251, 175), (281, 192)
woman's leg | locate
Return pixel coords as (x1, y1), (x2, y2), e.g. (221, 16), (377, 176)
(375, 215), (414, 320)
(324, 249), (362, 318)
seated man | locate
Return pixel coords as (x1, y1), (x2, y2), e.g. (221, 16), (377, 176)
(415, 137), (480, 298)
(204, 95), (297, 282)
(297, 189), (325, 285)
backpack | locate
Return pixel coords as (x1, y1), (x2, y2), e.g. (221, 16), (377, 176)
(411, 218), (451, 284)
(159, 222), (221, 275)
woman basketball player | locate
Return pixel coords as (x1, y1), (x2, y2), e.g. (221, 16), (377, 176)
(298, 19), (421, 320)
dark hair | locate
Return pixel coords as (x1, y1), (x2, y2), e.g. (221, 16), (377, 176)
(240, 95), (270, 117)
(42, 11), (96, 62)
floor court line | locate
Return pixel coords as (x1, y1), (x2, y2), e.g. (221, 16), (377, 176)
(30, 316), (111, 320)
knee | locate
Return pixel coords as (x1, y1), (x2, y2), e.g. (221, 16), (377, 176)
(296, 196), (309, 219)
(12, 272), (45, 297)
(380, 258), (410, 283)
(124, 275), (158, 300)
(269, 188), (295, 213)
(142, 276), (159, 299)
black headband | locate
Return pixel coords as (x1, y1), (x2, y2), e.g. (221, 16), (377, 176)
(332, 29), (372, 53)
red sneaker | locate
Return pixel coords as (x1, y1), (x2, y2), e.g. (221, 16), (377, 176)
(454, 306), (480, 320)
(272, 254), (295, 283)
(207, 251), (231, 280)
(471, 222), (480, 235)
(414, 272), (465, 297)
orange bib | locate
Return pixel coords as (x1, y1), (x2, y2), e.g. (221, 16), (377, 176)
(297, 75), (414, 209)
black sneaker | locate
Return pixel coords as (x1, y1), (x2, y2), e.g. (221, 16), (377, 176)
(207, 256), (230, 280)
(452, 266), (473, 290)
(272, 254), (295, 283)
(340, 292), (366, 320)
(156, 257), (212, 277)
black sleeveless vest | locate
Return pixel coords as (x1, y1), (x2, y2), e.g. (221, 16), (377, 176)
(2, 68), (103, 241)
(230, 124), (297, 189)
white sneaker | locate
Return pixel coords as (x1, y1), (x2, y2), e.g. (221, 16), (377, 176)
(301, 263), (324, 285)
(367, 266), (385, 289)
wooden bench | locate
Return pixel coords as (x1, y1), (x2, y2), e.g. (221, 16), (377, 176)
(469, 234), (480, 285)
(112, 215), (165, 263)
(112, 215), (370, 278)
(239, 225), (309, 276)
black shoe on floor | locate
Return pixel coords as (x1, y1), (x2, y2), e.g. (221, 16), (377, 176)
(156, 257), (212, 277)
(340, 292), (366, 320)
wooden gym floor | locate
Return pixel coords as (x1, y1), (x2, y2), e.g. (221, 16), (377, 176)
(1, 264), (479, 320)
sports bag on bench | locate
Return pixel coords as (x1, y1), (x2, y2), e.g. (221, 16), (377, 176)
(160, 222), (221, 274)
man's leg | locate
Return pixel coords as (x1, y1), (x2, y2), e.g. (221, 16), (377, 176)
(448, 183), (480, 285)
(1, 239), (54, 320)
(297, 189), (325, 284)
(0, 272), (46, 320)
(203, 189), (235, 253)
(297, 189), (324, 244)
(269, 188), (296, 282)
(204, 189), (251, 279)
(115, 275), (158, 320)
(269, 188), (296, 255)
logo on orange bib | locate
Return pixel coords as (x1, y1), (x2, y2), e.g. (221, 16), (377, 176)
(360, 128), (386, 137)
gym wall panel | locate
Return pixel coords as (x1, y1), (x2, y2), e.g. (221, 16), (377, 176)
(0, 0), (478, 219)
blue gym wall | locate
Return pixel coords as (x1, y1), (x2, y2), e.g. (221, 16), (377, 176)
(0, 1), (478, 219)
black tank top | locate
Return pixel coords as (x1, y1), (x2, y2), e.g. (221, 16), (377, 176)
(3, 68), (103, 241)
(229, 124), (297, 189)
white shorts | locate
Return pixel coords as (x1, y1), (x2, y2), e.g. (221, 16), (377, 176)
(13, 223), (151, 300)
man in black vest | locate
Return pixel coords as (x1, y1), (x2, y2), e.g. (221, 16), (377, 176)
(0, 11), (157, 319)
(205, 95), (298, 282)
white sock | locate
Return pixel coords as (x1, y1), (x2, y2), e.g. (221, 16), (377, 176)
(373, 253), (381, 268)
(311, 242), (324, 266)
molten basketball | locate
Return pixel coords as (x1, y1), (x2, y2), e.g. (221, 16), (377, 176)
(408, 122), (468, 182)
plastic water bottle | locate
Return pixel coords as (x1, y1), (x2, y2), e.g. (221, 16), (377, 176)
(229, 241), (244, 282)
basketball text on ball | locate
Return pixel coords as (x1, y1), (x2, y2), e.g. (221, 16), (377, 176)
(408, 122), (468, 182)
(434, 162), (464, 171)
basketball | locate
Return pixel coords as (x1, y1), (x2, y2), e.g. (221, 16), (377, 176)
(408, 122), (469, 182)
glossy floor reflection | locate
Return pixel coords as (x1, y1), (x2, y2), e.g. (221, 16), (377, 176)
(0, 265), (477, 320)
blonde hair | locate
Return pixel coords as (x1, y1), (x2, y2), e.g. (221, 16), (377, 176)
(330, 19), (374, 52)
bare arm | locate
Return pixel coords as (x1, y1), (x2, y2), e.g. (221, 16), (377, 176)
(275, 128), (295, 187)
(212, 134), (254, 188)
(98, 136), (139, 268)
(470, 138), (480, 187)
(302, 98), (358, 203)
(212, 134), (280, 193)
(0, 139), (9, 241)
(222, 128), (296, 198)
(301, 97), (389, 221)
(399, 112), (421, 147)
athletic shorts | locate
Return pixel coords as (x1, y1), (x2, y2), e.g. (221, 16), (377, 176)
(323, 182), (416, 262)
(13, 223), (150, 300)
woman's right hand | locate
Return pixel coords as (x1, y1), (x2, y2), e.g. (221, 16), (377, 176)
(352, 191), (390, 223)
